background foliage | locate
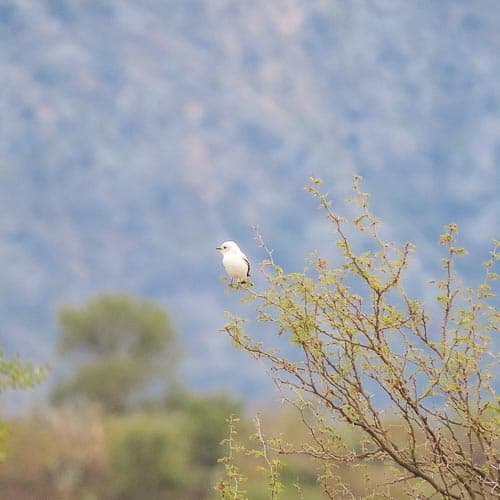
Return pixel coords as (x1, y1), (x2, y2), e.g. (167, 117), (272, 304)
(52, 294), (177, 413)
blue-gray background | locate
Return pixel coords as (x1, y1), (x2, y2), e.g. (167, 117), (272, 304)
(1, 0), (498, 409)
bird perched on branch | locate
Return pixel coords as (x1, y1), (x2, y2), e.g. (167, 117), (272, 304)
(216, 240), (250, 283)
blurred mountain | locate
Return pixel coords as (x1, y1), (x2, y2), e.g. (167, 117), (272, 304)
(0, 0), (499, 407)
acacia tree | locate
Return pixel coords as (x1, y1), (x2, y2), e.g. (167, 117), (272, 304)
(218, 177), (499, 499)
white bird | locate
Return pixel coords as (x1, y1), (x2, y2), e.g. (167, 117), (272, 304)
(216, 240), (250, 282)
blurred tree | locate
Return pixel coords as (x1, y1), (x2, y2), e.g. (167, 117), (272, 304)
(0, 408), (106, 499)
(106, 413), (194, 500)
(0, 349), (46, 394)
(167, 390), (242, 468)
(0, 392), (243, 500)
(0, 348), (47, 460)
(51, 293), (177, 413)
(106, 392), (242, 500)
(218, 177), (499, 499)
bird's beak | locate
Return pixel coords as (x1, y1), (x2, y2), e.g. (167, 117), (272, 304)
(216, 247), (222, 250)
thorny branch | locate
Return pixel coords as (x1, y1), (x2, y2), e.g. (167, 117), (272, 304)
(220, 177), (498, 499)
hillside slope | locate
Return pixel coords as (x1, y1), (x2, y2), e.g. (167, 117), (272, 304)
(0, 0), (498, 404)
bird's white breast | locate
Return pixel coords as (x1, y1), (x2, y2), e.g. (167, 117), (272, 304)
(223, 253), (248, 280)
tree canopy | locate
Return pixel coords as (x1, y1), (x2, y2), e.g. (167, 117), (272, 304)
(52, 293), (177, 413)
